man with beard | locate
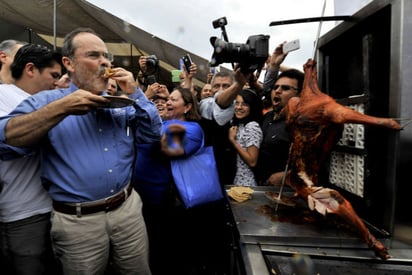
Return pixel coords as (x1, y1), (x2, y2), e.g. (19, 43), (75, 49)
(255, 69), (304, 186)
(0, 28), (161, 275)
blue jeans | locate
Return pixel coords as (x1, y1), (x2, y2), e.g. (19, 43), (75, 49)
(0, 213), (60, 275)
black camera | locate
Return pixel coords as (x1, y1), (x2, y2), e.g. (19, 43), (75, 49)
(209, 34), (270, 72)
(145, 55), (159, 73)
(146, 75), (156, 85)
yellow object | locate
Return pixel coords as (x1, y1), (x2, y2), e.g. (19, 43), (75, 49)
(228, 186), (254, 202)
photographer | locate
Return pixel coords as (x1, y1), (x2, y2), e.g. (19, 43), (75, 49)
(136, 54), (159, 91)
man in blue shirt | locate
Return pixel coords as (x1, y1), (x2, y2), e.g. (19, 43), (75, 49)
(0, 28), (161, 275)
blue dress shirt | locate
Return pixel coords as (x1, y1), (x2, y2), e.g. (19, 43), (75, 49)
(0, 83), (162, 202)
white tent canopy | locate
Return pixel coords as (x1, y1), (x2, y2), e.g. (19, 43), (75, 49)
(0, 0), (211, 87)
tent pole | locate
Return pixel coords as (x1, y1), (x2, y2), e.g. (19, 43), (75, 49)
(130, 43), (134, 68)
(53, 0), (57, 50)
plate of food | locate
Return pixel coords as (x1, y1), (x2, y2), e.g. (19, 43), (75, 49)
(100, 95), (135, 108)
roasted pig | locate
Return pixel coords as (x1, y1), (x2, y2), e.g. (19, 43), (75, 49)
(282, 59), (401, 260)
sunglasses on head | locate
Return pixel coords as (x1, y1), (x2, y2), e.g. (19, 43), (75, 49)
(273, 84), (298, 91)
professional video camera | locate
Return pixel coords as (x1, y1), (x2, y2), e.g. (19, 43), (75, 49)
(209, 17), (270, 73)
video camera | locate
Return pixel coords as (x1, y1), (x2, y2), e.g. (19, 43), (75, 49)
(209, 17), (270, 73)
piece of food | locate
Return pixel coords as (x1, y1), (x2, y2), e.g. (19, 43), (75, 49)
(281, 58), (401, 260)
(227, 186), (254, 203)
(103, 67), (115, 78)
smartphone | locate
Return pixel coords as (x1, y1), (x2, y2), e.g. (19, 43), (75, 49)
(182, 54), (192, 72)
(283, 39), (300, 53)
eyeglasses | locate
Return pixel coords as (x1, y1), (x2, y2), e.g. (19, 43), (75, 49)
(84, 51), (114, 62)
(273, 84), (298, 91)
(234, 101), (250, 108)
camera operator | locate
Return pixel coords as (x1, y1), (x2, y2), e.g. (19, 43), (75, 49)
(136, 54), (159, 91)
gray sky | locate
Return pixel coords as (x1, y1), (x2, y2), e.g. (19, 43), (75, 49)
(87, 0), (369, 70)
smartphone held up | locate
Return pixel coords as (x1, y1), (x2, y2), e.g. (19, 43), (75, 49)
(181, 54), (193, 72)
(283, 39), (300, 54)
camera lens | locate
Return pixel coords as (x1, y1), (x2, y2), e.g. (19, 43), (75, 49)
(209, 35), (269, 72)
(145, 55), (159, 74)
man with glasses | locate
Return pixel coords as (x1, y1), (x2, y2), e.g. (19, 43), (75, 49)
(0, 28), (161, 275)
(255, 69), (304, 186)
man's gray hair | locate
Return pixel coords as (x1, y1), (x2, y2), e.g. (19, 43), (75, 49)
(0, 39), (27, 70)
(0, 39), (27, 55)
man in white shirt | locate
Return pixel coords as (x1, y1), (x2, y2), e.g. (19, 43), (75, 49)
(0, 43), (63, 275)
(199, 68), (249, 182)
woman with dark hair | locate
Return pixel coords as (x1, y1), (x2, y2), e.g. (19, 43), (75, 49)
(229, 89), (263, 186)
(135, 86), (220, 274)
(134, 87), (202, 211)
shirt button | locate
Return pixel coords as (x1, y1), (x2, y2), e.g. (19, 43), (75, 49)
(108, 169), (113, 173)
(98, 128), (103, 132)
(110, 189), (114, 193)
(104, 148), (108, 152)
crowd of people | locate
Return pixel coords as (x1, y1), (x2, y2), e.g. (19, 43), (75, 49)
(0, 27), (304, 275)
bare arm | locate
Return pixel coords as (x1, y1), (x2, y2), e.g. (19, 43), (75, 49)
(263, 43), (288, 91)
(181, 63), (197, 90)
(229, 126), (259, 167)
(5, 89), (109, 147)
(235, 144), (259, 167)
(216, 66), (249, 109)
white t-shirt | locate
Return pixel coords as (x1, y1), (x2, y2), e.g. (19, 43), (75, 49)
(0, 84), (52, 222)
(199, 90), (235, 126)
